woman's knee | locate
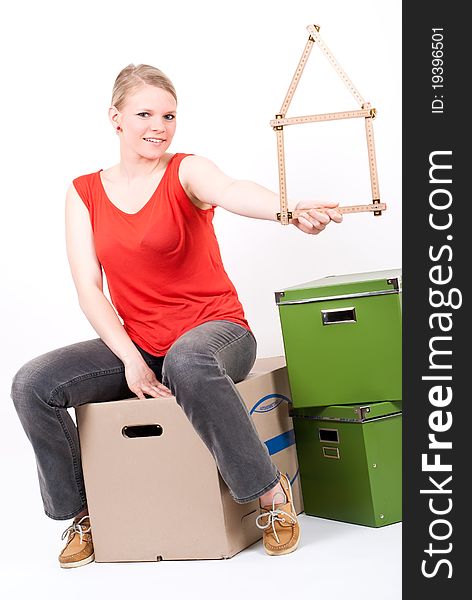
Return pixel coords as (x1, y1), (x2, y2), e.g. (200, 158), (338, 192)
(10, 354), (54, 411)
(162, 324), (257, 391)
(162, 343), (218, 393)
(11, 338), (128, 410)
(11, 345), (85, 410)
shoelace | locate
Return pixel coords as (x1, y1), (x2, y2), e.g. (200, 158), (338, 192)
(61, 515), (91, 545)
(255, 490), (297, 544)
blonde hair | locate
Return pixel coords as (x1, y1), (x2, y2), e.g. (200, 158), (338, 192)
(111, 63), (177, 110)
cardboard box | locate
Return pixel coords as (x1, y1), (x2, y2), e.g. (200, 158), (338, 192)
(75, 356), (302, 561)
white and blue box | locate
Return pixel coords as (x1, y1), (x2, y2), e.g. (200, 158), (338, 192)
(76, 356), (303, 561)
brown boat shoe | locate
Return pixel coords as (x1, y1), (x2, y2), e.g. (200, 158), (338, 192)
(256, 472), (300, 556)
(58, 515), (95, 568)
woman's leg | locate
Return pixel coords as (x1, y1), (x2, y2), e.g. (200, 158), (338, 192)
(162, 320), (281, 503)
(10, 338), (164, 520)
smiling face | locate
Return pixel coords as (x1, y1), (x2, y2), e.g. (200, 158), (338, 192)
(109, 83), (177, 160)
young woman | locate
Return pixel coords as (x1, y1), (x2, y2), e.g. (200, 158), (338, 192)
(10, 64), (342, 568)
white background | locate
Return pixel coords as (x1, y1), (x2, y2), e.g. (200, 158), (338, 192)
(0, 0), (401, 369)
(0, 1), (401, 597)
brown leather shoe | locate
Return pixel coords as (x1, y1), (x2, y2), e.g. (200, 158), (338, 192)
(58, 515), (95, 568)
(256, 473), (300, 556)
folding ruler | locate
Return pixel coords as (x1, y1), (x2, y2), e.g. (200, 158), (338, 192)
(272, 24), (387, 225)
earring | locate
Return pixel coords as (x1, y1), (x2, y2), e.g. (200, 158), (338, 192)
(116, 126), (121, 134)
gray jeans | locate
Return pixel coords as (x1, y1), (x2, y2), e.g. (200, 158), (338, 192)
(10, 320), (280, 520)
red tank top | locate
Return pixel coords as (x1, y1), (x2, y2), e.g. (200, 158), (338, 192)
(72, 153), (251, 356)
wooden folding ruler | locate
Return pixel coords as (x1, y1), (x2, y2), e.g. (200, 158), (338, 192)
(272, 24), (387, 225)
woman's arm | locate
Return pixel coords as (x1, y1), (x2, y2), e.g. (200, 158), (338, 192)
(179, 155), (343, 234)
(65, 184), (171, 398)
(65, 184), (142, 366)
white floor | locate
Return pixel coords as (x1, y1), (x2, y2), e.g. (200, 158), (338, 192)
(2, 515), (401, 600)
(1, 398), (401, 600)
(2, 485), (401, 600)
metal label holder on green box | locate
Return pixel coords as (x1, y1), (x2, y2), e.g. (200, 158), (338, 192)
(291, 401), (402, 527)
(275, 269), (402, 408)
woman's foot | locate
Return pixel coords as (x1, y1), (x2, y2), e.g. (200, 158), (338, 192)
(256, 473), (300, 556)
(73, 507), (89, 521)
(259, 481), (285, 507)
(58, 515), (95, 568)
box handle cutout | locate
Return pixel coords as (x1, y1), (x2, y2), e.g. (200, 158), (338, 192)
(321, 307), (357, 325)
(319, 428), (339, 443)
(122, 424), (163, 438)
(322, 447), (340, 459)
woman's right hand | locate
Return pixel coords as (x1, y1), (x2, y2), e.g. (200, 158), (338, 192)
(124, 358), (173, 400)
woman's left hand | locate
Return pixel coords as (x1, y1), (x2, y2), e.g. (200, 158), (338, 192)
(291, 200), (343, 234)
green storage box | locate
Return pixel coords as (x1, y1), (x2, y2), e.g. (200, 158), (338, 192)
(275, 269), (402, 408)
(292, 401), (402, 527)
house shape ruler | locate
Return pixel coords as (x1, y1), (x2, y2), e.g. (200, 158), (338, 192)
(272, 24), (387, 225)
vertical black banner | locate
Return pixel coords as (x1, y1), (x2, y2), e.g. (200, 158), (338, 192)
(403, 2), (466, 597)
